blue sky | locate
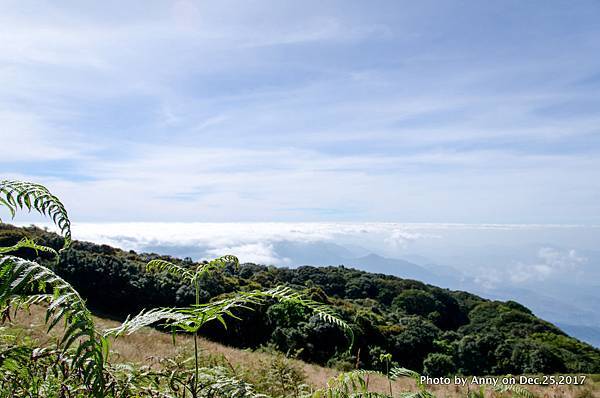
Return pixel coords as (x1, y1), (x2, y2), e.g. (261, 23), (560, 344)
(2, 1), (600, 223)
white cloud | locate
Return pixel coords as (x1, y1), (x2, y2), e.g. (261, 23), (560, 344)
(15, 221), (597, 268)
(18, 221), (437, 263)
(509, 247), (587, 283)
(0, 110), (88, 162)
(205, 242), (287, 265)
(472, 268), (504, 291)
(384, 228), (430, 248)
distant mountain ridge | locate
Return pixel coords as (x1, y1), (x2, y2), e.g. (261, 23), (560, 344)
(346, 253), (436, 281)
(557, 324), (600, 348)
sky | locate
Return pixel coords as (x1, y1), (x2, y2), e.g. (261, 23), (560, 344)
(2, 0), (600, 224)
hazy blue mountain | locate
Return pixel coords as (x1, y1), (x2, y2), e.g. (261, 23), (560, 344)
(345, 253), (436, 281)
(557, 324), (600, 348)
(273, 241), (357, 265)
(462, 283), (599, 348)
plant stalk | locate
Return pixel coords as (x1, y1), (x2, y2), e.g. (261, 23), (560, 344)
(193, 279), (200, 397)
(387, 358), (393, 396)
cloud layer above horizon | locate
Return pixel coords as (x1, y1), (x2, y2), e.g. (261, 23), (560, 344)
(2, 1), (600, 224)
(19, 221), (599, 284)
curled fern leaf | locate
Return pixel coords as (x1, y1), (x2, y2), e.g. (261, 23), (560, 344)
(0, 180), (72, 249)
(0, 256), (106, 395)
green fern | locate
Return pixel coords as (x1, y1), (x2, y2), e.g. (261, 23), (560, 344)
(140, 258), (352, 339)
(144, 255), (243, 396)
(0, 256), (107, 394)
(0, 237), (58, 259)
(261, 285), (353, 342)
(0, 180), (71, 249)
(0, 180), (106, 396)
(491, 383), (535, 398)
(108, 279), (353, 397)
(311, 369), (390, 397)
(146, 259), (196, 282)
(194, 366), (269, 398)
(141, 256), (352, 397)
(106, 285), (351, 338)
(146, 254), (239, 285)
(389, 368), (435, 398)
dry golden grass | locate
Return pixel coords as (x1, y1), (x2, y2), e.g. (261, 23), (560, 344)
(4, 306), (599, 398)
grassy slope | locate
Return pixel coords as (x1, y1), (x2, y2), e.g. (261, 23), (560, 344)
(6, 306), (599, 398)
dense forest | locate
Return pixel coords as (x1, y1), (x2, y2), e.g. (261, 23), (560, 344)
(2, 223), (599, 377)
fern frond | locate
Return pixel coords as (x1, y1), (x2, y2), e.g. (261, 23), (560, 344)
(3, 293), (52, 318)
(329, 370), (370, 392)
(105, 291), (265, 337)
(397, 392), (436, 398)
(0, 256), (105, 394)
(491, 383), (534, 398)
(195, 366), (269, 398)
(389, 368), (437, 398)
(261, 285), (354, 343)
(0, 293), (53, 323)
(193, 255), (239, 280)
(312, 370), (391, 397)
(389, 367), (421, 382)
(146, 259), (195, 282)
(0, 237), (58, 259)
(108, 285), (351, 343)
(0, 180), (71, 249)
(104, 307), (191, 337)
(145, 255), (240, 286)
(313, 391), (390, 398)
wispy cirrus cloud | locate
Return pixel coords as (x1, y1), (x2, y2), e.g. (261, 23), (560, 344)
(1, 1), (600, 225)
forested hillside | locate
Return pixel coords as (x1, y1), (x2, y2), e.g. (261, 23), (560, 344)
(2, 224), (599, 377)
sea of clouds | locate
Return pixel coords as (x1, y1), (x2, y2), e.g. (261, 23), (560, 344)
(23, 221), (597, 284)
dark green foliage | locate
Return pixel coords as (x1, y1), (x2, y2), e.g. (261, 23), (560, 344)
(392, 289), (438, 316)
(456, 333), (502, 375)
(510, 340), (566, 374)
(423, 353), (455, 377)
(384, 317), (440, 372)
(2, 223), (600, 376)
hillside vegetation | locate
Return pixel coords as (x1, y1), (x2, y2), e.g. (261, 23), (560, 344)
(2, 223), (599, 378)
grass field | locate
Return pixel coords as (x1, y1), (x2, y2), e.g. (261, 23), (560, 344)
(4, 306), (598, 398)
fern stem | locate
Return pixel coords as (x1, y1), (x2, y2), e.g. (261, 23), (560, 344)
(193, 278), (200, 398)
(386, 358), (392, 396)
